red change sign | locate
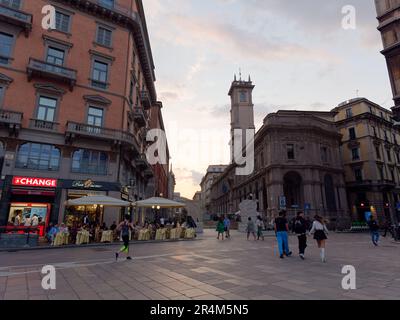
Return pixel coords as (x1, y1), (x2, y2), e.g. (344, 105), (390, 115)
(12, 177), (57, 188)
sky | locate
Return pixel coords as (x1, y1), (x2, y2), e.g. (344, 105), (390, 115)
(144, 0), (393, 199)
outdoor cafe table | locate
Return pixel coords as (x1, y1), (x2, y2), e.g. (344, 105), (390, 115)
(185, 228), (196, 239)
(155, 228), (166, 240)
(76, 230), (90, 245)
(53, 233), (69, 246)
(138, 229), (150, 241)
(100, 230), (113, 243)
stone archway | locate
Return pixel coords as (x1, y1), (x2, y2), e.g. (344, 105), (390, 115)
(324, 174), (337, 211)
(283, 171), (304, 207)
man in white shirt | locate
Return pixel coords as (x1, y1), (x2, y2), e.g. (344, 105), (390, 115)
(31, 214), (39, 227)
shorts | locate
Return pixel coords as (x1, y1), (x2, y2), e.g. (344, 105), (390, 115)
(122, 235), (130, 247)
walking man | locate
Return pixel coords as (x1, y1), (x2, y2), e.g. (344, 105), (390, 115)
(292, 212), (308, 260)
(115, 215), (134, 261)
(274, 211), (292, 259)
(223, 215), (231, 239)
(367, 215), (380, 246)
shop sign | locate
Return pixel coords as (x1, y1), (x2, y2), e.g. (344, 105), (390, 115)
(12, 177), (57, 188)
(72, 179), (103, 189)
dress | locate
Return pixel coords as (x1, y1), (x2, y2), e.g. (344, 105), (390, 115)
(216, 222), (225, 233)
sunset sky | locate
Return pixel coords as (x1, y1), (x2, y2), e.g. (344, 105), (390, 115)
(144, 0), (393, 198)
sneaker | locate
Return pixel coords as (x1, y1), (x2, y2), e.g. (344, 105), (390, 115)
(300, 254), (305, 260)
(280, 254), (284, 259)
(286, 252), (293, 257)
(127, 256), (132, 260)
(115, 252), (119, 261)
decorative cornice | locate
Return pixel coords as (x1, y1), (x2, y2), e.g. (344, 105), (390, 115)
(83, 94), (112, 106)
(34, 83), (66, 96)
(0, 72), (14, 85)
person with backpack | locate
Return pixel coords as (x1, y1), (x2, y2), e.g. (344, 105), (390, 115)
(292, 212), (308, 260)
(309, 215), (329, 263)
(367, 215), (380, 246)
(115, 215), (134, 261)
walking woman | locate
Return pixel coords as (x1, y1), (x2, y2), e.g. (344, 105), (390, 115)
(216, 216), (225, 240)
(310, 215), (329, 263)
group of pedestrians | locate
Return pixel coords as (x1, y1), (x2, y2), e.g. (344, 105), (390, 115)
(243, 216), (265, 241)
(274, 211), (329, 262)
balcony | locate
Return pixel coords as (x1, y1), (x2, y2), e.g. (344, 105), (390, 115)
(135, 154), (148, 169)
(66, 122), (140, 150)
(131, 108), (147, 128)
(140, 90), (151, 110)
(0, 109), (22, 136)
(27, 58), (77, 91)
(0, 3), (32, 37)
(29, 119), (59, 132)
(144, 168), (154, 178)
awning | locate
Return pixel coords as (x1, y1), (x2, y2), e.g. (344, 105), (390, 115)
(133, 197), (186, 209)
(65, 195), (131, 207)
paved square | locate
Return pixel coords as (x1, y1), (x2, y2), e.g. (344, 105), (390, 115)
(0, 230), (399, 300)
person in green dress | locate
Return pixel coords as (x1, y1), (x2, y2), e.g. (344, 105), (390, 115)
(216, 216), (225, 240)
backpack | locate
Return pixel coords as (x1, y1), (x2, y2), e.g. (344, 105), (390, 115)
(294, 219), (304, 234)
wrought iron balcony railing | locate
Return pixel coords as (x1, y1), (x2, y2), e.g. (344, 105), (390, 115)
(140, 90), (151, 110)
(66, 122), (140, 150)
(131, 108), (147, 128)
(27, 58), (77, 90)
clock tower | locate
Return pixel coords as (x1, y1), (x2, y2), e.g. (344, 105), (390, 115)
(228, 74), (255, 162)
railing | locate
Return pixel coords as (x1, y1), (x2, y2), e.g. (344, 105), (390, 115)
(132, 108), (147, 127)
(30, 119), (59, 131)
(28, 58), (77, 81)
(140, 90), (151, 109)
(0, 3), (32, 23)
(0, 109), (23, 124)
(66, 122), (140, 148)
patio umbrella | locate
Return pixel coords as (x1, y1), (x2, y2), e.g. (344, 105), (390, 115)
(132, 197), (186, 208)
(65, 195), (131, 207)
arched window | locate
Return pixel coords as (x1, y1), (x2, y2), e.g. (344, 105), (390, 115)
(324, 174), (337, 211)
(283, 171), (303, 207)
(16, 143), (60, 171)
(72, 149), (108, 175)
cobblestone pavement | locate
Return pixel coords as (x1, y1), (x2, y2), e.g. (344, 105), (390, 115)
(0, 230), (399, 300)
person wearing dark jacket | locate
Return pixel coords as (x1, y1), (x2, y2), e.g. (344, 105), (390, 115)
(368, 216), (380, 246)
(292, 212), (308, 260)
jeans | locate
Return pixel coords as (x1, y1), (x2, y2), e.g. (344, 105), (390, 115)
(276, 231), (290, 256)
(298, 234), (307, 255)
(371, 231), (379, 244)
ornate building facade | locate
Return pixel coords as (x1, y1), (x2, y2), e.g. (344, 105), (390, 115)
(375, 0), (400, 119)
(0, 0), (167, 228)
(209, 78), (350, 229)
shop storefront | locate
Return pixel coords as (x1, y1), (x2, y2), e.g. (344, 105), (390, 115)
(60, 179), (123, 227)
(6, 176), (58, 236)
